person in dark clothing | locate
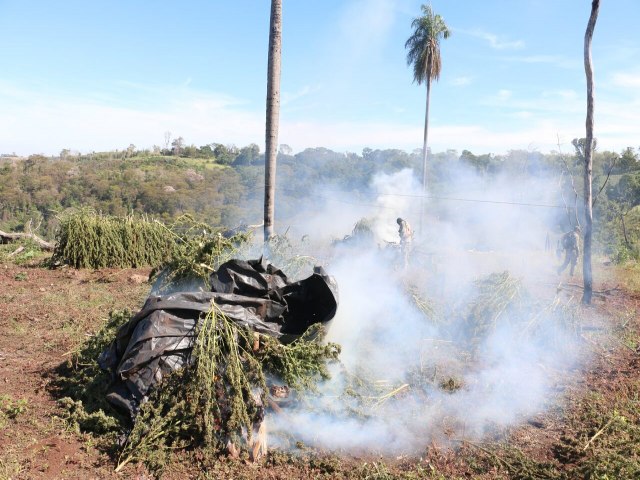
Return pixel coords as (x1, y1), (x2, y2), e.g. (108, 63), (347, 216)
(557, 226), (581, 276)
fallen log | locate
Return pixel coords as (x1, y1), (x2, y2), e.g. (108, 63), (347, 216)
(8, 246), (25, 257)
(0, 229), (55, 251)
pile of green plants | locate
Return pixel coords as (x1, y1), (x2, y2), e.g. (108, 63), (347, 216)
(56, 301), (340, 473)
(51, 209), (250, 273)
(54, 310), (132, 436)
(52, 209), (175, 269)
(116, 305), (340, 472)
(461, 271), (522, 343)
(331, 217), (377, 250)
(263, 233), (319, 280)
(151, 216), (252, 289)
(451, 271), (580, 352)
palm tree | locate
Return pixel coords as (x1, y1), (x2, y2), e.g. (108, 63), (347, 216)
(264, 0), (282, 242)
(405, 4), (450, 195)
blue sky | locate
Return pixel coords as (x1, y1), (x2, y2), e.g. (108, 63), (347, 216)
(0, 0), (638, 156)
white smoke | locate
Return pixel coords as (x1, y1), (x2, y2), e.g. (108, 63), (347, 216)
(267, 160), (584, 453)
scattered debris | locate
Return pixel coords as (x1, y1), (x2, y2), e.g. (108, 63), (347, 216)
(127, 274), (149, 284)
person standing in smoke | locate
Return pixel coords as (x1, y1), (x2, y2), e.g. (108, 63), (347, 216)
(557, 225), (581, 277)
(397, 217), (413, 269)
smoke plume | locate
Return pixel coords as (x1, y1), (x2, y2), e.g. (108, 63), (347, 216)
(265, 160), (584, 453)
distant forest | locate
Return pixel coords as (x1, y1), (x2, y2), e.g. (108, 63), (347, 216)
(1, 142), (639, 260)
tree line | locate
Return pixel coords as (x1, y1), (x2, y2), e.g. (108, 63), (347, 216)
(0, 143), (639, 259)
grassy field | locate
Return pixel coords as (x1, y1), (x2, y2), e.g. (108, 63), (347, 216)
(0, 247), (638, 479)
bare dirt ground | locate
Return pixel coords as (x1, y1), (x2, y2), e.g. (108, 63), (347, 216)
(0, 258), (638, 479)
(0, 264), (152, 479)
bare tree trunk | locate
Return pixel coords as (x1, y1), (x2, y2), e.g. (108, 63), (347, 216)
(582, 0), (599, 305)
(264, 0), (282, 243)
(621, 213), (630, 247)
(0, 229), (55, 251)
(419, 69), (432, 235)
(422, 77), (431, 192)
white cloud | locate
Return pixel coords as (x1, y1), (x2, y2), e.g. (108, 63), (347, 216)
(540, 89), (579, 101)
(0, 77), (638, 158)
(0, 83), (262, 155)
(484, 89), (513, 104)
(337, 0), (396, 57)
(458, 28), (524, 50)
(451, 76), (472, 86)
(481, 89), (583, 116)
(611, 71), (640, 89)
(281, 85), (319, 106)
(511, 111), (533, 119)
(497, 89), (513, 101)
(504, 54), (577, 69)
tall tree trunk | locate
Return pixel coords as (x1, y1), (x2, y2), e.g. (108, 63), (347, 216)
(621, 212), (630, 247)
(582, 0), (599, 305)
(422, 77), (431, 192)
(419, 67), (432, 234)
(264, 0), (282, 243)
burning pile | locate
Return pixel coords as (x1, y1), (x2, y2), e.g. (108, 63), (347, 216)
(55, 228), (582, 472)
(267, 260), (582, 454)
(58, 257), (340, 472)
(115, 303), (340, 471)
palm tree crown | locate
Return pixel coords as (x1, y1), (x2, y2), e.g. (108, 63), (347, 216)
(405, 4), (450, 233)
(405, 5), (450, 85)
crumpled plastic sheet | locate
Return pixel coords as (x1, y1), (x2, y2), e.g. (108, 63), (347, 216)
(99, 257), (338, 418)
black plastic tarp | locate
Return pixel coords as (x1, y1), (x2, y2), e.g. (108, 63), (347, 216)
(98, 258), (338, 418)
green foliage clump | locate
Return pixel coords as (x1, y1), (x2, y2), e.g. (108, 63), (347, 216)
(264, 234), (318, 280)
(0, 394), (28, 428)
(258, 324), (341, 392)
(51, 209), (251, 274)
(612, 242), (640, 264)
(190, 304), (265, 448)
(332, 217), (377, 251)
(459, 387), (640, 480)
(439, 377), (463, 392)
(454, 270), (579, 348)
(0, 239), (45, 265)
(465, 271), (522, 335)
(115, 371), (193, 473)
(154, 218), (251, 289)
(53, 309), (131, 433)
(57, 397), (120, 434)
(52, 209), (175, 269)
(116, 305), (340, 473)
(352, 217), (375, 239)
(460, 443), (563, 480)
